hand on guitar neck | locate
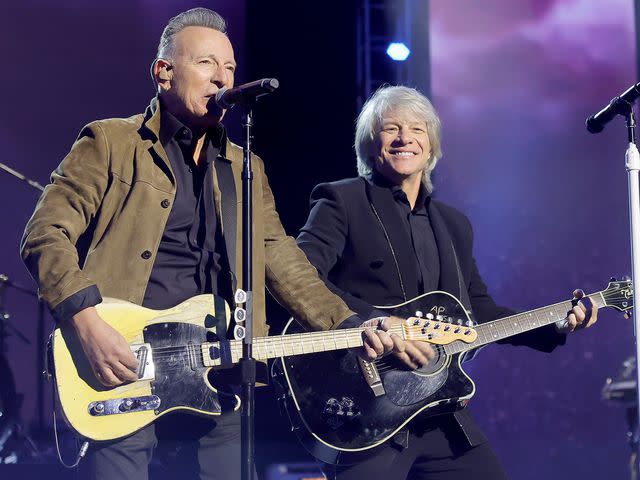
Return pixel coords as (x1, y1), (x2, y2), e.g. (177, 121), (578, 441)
(359, 315), (436, 370)
(69, 307), (139, 387)
(554, 288), (599, 333)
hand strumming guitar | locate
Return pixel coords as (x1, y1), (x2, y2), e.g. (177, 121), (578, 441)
(69, 306), (139, 387)
(358, 315), (436, 369)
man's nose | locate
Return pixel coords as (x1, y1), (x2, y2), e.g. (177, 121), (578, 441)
(395, 127), (413, 144)
(210, 66), (228, 87)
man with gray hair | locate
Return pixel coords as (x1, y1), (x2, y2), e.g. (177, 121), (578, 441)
(296, 85), (597, 479)
(21, 7), (361, 479)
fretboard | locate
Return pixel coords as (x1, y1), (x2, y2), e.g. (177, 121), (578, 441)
(202, 324), (405, 367)
(443, 292), (605, 355)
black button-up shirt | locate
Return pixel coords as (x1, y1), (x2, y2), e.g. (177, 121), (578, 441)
(142, 108), (227, 310)
(390, 184), (440, 295)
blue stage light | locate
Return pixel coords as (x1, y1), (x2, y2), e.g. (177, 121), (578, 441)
(386, 42), (411, 61)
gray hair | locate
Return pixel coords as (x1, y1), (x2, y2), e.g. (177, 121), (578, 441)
(355, 86), (443, 193)
(156, 8), (228, 60)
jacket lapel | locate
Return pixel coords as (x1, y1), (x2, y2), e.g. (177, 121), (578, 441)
(428, 202), (463, 300)
(138, 97), (175, 187)
(365, 179), (421, 300)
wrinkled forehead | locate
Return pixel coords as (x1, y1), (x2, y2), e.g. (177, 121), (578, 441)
(173, 26), (235, 60)
(377, 106), (427, 128)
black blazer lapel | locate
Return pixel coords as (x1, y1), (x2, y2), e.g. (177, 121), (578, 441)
(365, 179), (421, 300)
(428, 201), (463, 299)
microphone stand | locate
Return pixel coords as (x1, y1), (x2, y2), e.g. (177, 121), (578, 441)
(0, 162), (47, 432)
(623, 107), (640, 478)
(240, 100), (256, 480)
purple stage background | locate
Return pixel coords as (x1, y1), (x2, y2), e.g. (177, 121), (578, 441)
(430, 1), (636, 478)
(0, 1), (637, 478)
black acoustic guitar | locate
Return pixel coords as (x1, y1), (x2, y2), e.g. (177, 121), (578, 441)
(273, 279), (633, 465)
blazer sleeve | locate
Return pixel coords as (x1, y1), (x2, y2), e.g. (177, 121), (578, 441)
(259, 166), (357, 331)
(297, 182), (380, 323)
(20, 122), (109, 321)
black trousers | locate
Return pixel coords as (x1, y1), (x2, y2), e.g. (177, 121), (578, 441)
(78, 411), (249, 480)
(324, 424), (507, 480)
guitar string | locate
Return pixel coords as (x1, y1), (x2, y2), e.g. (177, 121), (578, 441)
(135, 291), (614, 362)
(132, 324), (470, 360)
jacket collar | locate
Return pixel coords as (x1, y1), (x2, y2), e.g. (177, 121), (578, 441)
(141, 96), (236, 164)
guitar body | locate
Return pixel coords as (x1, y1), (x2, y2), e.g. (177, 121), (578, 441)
(52, 295), (238, 441)
(275, 291), (476, 464)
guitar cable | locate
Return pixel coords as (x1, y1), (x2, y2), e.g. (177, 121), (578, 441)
(47, 334), (90, 469)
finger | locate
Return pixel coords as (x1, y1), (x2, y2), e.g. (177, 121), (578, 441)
(573, 289), (585, 300)
(363, 329), (384, 356)
(579, 296), (597, 328)
(390, 334), (406, 354)
(394, 351), (419, 370)
(96, 367), (121, 387)
(572, 305), (586, 325)
(404, 342), (429, 367)
(565, 313), (578, 332)
(375, 331), (394, 354)
(413, 342), (436, 361)
(111, 361), (139, 382)
(119, 349), (140, 371)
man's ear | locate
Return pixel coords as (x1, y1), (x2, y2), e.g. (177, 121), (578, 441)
(153, 58), (173, 90)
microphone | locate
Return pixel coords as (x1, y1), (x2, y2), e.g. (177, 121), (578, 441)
(586, 82), (640, 133)
(215, 78), (279, 109)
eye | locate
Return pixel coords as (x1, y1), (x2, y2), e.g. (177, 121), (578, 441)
(226, 65), (236, 74)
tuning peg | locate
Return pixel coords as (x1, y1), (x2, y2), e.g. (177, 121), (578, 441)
(622, 276), (631, 282)
(415, 310), (424, 318)
(610, 277), (618, 282)
(435, 315), (444, 321)
(465, 319), (474, 327)
(426, 313), (434, 320)
(456, 318), (463, 325)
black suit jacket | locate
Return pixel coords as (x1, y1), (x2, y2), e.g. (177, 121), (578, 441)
(297, 176), (566, 447)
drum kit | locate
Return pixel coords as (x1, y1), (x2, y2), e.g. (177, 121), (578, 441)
(0, 162), (46, 464)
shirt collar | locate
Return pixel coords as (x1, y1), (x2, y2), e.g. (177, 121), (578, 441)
(158, 100), (227, 154)
(370, 171), (430, 211)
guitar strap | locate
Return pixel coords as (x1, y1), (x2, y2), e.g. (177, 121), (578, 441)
(450, 241), (483, 363)
(214, 156), (238, 339)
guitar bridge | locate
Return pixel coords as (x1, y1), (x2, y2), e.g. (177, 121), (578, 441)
(131, 344), (155, 381)
(357, 357), (385, 397)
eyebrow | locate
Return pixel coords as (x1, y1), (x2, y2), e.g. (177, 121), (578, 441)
(195, 54), (237, 68)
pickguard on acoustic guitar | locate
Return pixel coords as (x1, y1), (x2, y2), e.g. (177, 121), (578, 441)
(273, 279), (633, 465)
(51, 295), (473, 441)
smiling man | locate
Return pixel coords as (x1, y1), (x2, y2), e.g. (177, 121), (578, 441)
(296, 85), (597, 480)
(20, 8), (358, 480)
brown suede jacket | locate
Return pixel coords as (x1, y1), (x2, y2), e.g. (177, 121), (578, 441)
(20, 98), (355, 337)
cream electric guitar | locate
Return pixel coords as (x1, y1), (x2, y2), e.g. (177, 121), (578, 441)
(51, 295), (476, 441)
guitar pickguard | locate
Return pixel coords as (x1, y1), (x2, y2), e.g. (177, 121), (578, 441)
(143, 323), (237, 414)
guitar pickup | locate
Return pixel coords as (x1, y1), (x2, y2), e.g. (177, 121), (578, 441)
(131, 344), (155, 381)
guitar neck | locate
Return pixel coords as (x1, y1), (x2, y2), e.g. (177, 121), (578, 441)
(443, 292), (606, 355)
(203, 325), (406, 367)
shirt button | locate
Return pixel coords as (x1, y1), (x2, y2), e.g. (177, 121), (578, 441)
(141, 250), (152, 260)
(161, 199), (171, 208)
